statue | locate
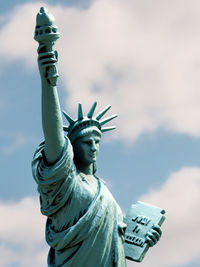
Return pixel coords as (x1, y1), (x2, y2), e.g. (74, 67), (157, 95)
(32, 7), (164, 267)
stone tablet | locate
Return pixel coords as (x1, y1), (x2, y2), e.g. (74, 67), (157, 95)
(124, 201), (165, 262)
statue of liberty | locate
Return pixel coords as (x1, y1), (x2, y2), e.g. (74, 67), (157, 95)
(32, 7), (162, 267)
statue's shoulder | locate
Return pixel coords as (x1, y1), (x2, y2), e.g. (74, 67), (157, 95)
(94, 175), (106, 185)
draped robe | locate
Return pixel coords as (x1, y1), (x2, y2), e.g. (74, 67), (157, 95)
(32, 138), (126, 267)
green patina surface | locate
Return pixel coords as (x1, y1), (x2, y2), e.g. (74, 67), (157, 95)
(32, 7), (164, 267)
(124, 201), (165, 262)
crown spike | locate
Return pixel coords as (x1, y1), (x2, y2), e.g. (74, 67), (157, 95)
(87, 101), (97, 118)
(101, 126), (116, 132)
(78, 103), (83, 120)
(100, 114), (118, 126)
(96, 105), (111, 121)
(62, 111), (75, 125)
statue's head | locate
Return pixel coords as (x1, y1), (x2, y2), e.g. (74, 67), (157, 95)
(63, 102), (117, 172)
(72, 127), (101, 169)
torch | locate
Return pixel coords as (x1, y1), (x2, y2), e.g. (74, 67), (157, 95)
(34, 7), (60, 86)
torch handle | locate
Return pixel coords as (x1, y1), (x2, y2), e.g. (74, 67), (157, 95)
(34, 7), (60, 87)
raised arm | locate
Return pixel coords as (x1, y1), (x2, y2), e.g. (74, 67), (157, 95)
(35, 7), (65, 164)
(40, 52), (65, 163)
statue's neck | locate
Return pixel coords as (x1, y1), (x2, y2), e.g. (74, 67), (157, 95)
(76, 162), (93, 175)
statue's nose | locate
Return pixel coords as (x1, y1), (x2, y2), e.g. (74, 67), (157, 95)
(91, 141), (96, 152)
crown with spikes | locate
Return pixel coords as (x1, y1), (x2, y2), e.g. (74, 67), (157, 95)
(63, 101), (117, 142)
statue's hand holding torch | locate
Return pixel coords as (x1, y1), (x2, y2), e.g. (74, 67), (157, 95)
(34, 7), (60, 86)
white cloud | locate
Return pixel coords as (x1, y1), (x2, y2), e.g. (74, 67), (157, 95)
(125, 167), (200, 267)
(51, 0), (200, 141)
(0, 196), (48, 267)
(0, 3), (38, 68)
(1, 0), (200, 143)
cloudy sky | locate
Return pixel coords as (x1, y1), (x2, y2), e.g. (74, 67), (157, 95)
(1, 0), (200, 266)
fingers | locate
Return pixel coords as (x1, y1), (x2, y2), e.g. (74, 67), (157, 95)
(146, 234), (155, 247)
(38, 51), (56, 58)
(145, 225), (162, 247)
(54, 50), (58, 60)
(118, 222), (127, 236)
(146, 230), (158, 247)
(118, 222), (127, 243)
(152, 224), (162, 236)
(38, 51), (57, 67)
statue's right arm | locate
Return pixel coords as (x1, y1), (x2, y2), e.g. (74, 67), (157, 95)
(38, 51), (66, 164)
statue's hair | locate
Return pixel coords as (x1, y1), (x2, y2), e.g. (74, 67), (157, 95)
(70, 126), (101, 145)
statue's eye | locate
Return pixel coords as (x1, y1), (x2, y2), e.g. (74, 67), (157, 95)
(83, 141), (91, 145)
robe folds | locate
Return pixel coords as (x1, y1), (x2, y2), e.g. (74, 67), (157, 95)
(32, 137), (126, 267)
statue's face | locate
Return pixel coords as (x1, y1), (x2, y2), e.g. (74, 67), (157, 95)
(73, 132), (101, 165)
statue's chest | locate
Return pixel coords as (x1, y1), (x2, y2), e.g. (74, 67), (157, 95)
(74, 175), (98, 206)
